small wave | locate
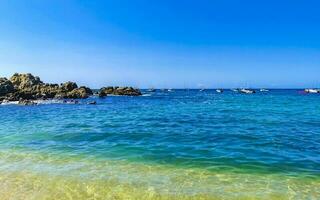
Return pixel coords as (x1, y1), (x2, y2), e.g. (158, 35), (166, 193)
(0, 99), (64, 106)
(142, 94), (152, 97)
(33, 99), (64, 104)
(0, 101), (19, 105)
(106, 94), (122, 97)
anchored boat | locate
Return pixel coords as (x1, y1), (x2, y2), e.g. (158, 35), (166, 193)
(216, 89), (223, 93)
(231, 89), (239, 92)
(304, 89), (319, 93)
(240, 89), (255, 94)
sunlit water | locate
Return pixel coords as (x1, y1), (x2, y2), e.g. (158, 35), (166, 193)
(0, 90), (319, 199)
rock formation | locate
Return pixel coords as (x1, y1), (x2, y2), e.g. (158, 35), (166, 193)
(99, 86), (142, 97)
(63, 86), (93, 99)
(0, 73), (93, 101)
(0, 73), (141, 104)
(0, 78), (14, 96)
(10, 73), (43, 90)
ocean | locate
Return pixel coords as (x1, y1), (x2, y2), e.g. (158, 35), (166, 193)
(0, 89), (319, 199)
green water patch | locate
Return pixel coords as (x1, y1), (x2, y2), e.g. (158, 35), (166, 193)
(0, 144), (319, 179)
(0, 149), (319, 199)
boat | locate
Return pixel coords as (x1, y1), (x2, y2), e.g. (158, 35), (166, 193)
(231, 89), (239, 92)
(200, 88), (205, 92)
(304, 89), (319, 93)
(168, 89), (173, 92)
(216, 89), (223, 93)
(147, 88), (156, 92)
(239, 89), (255, 94)
(260, 89), (269, 92)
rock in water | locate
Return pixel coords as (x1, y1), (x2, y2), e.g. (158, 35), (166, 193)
(10, 73), (43, 90)
(0, 78), (15, 96)
(6, 73), (47, 100)
(64, 87), (92, 99)
(1, 73), (140, 103)
(60, 81), (78, 92)
(4, 74), (94, 100)
(18, 99), (37, 106)
(39, 84), (60, 98)
(99, 86), (142, 97)
(79, 86), (93, 96)
(55, 81), (79, 99)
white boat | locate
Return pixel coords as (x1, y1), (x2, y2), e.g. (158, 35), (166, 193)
(260, 89), (269, 92)
(231, 89), (239, 92)
(200, 88), (205, 92)
(240, 89), (255, 94)
(168, 89), (173, 92)
(304, 89), (319, 93)
(147, 88), (156, 92)
(216, 89), (223, 93)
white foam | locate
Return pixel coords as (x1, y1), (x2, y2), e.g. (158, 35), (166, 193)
(0, 101), (19, 105)
(0, 99), (64, 106)
(33, 99), (64, 104)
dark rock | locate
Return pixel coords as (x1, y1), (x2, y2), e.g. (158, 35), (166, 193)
(79, 86), (93, 95)
(99, 86), (141, 97)
(0, 77), (15, 96)
(38, 84), (60, 98)
(64, 87), (91, 99)
(18, 99), (37, 106)
(3, 73), (48, 100)
(3, 74), (93, 100)
(60, 81), (78, 92)
(55, 82), (86, 99)
(1, 73), (140, 102)
(99, 87), (113, 97)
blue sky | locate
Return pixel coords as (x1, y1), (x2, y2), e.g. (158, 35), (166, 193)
(0, 0), (319, 88)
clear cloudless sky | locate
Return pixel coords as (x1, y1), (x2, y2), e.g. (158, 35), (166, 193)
(0, 0), (319, 88)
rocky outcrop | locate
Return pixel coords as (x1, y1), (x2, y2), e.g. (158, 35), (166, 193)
(99, 86), (142, 97)
(4, 73), (57, 100)
(0, 73), (93, 101)
(60, 81), (78, 92)
(39, 84), (60, 98)
(63, 86), (93, 99)
(99, 87), (114, 97)
(18, 99), (37, 106)
(0, 78), (15, 96)
(54, 81), (79, 99)
(10, 73), (43, 90)
(55, 83), (93, 99)
(0, 73), (141, 103)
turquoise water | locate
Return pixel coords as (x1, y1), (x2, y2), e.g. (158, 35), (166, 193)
(0, 90), (319, 199)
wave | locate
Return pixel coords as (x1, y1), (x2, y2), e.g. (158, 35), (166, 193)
(0, 101), (19, 105)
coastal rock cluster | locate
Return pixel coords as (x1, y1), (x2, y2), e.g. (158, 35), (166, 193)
(99, 86), (142, 97)
(0, 73), (142, 104)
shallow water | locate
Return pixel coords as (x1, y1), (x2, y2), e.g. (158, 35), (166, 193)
(0, 90), (319, 199)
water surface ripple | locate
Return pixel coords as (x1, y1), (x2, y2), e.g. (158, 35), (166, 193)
(0, 89), (319, 199)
